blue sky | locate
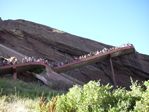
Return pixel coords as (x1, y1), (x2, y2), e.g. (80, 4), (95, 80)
(1, 0), (149, 55)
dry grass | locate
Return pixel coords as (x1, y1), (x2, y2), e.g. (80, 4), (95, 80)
(0, 95), (38, 112)
(0, 78), (62, 112)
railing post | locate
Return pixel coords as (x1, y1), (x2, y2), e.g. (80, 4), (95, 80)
(109, 57), (117, 88)
(13, 66), (17, 80)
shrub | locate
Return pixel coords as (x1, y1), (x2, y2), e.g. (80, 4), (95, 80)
(41, 80), (149, 112)
(133, 81), (149, 112)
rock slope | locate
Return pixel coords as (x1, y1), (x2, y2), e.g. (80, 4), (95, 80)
(0, 19), (149, 88)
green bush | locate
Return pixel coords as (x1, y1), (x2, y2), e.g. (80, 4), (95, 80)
(53, 80), (149, 112)
(133, 81), (149, 112)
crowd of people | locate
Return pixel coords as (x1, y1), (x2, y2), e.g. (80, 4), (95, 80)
(0, 56), (17, 66)
(71, 43), (133, 61)
(0, 56), (49, 67)
(0, 43), (133, 67)
(21, 56), (48, 64)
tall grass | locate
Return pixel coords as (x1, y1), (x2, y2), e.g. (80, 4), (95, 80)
(0, 78), (62, 112)
(0, 78), (61, 99)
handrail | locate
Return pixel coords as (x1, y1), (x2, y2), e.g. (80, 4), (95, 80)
(53, 46), (135, 72)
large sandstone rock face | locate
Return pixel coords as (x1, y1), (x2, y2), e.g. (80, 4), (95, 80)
(0, 19), (149, 88)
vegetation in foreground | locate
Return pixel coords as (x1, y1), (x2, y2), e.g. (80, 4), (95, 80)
(0, 78), (61, 112)
(41, 80), (149, 112)
(0, 95), (38, 112)
(0, 78), (149, 112)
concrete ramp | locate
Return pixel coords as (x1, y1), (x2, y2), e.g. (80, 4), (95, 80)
(0, 62), (46, 74)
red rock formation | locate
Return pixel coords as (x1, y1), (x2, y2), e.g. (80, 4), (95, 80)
(0, 19), (149, 89)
